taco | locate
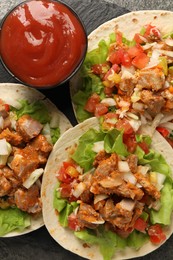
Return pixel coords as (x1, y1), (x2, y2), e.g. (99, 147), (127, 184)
(70, 10), (173, 124)
(41, 115), (173, 260)
(0, 83), (72, 237)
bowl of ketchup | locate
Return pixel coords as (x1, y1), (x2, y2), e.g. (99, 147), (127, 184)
(0, 0), (87, 89)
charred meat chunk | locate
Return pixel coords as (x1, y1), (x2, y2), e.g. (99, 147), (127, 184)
(0, 128), (23, 146)
(16, 115), (43, 142)
(137, 68), (165, 91)
(14, 184), (42, 214)
(140, 90), (165, 116)
(77, 202), (104, 229)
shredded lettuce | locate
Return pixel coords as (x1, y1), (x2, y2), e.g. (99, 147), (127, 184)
(0, 208), (30, 236)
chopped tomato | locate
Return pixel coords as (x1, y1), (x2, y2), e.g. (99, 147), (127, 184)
(127, 44), (144, 58)
(132, 53), (149, 69)
(144, 24), (161, 39)
(133, 33), (144, 44)
(134, 217), (148, 232)
(57, 161), (76, 183)
(123, 133), (137, 153)
(84, 93), (100, 113)
(60, 183), (72, 198)
(91, 62), (110, 76)
(57, 165), (73, 184)
(138, 141), (150, 154)
(116, 118), (134, 135)
(116, 31), (123, 45)
(4, 104), (10, 112)
(109, 48), (132, 67)
(94, 103), (108, 117)
(121, 51), (132, 67)
(68, 213), (81, 231)
(148, 224), (166, 244)
(104, 86), (114, 96)
(66, 165), (79, 178)
(156, 127), (170, 138)
(109, 49), (122, 65)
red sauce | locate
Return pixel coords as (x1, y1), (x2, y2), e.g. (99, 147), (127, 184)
(0, 0), (87, 87)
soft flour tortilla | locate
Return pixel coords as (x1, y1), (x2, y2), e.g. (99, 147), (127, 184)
(41, 117), (173, 260)
(70, 10), (173, 122)
(0, 83), (72, 237)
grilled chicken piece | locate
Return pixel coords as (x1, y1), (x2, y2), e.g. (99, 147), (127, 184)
(0, 174), (12, 196)
(119, 77), (136, 96)
(127, 154), (138, 173)
(78, 173), (93, 204)
(0, 128), (23, 146)
(0, 166), (21, 191)
(137, 68), (165, 91)
(94, 153), (118, 178)
(100, 199), (144, 231)
(91, 168), (144, 200)
(77, 202), (104, 229)
(93, 150), (110, 168)
(134, 172), (161, 200)
(28, 134), (52, 164)
(16, 115), (43, 142)
(14, 184), (42, 214)
(10, 146), (39, 182)
(140, 90), (165, 116)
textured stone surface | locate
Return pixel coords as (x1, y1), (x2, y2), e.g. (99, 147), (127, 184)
(0, 1), (173, 260)
(105, 0), (173, 11)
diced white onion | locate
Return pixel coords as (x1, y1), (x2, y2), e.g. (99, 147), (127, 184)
(156, 172), (166, 191)
(142, 42), (157, 50)
(23, 168), (44, 189)
(72, 182), (86, 198)
(49, 112), (59, 128)
(160, 113), (173, 124)
(42, 123), (52, 144)
(119, 199), (136, 211)
(0, 139), (12, 155)
(157, 49), (173, 57)
(165, 38), (173, 47)
(94, 194), (108, 204)
(123, 172), (137, 185)
(118, 161), (130, 173)
(92, 141), (104, 153)
(126, 112), (139, 120)
(128, 118), (141, 132)
(101, 98), (116, 106)
(159, 122), (173, 131)
(132, 102), (144, 112)
(144, 50), (160, 69)
(138, 165), (150, 175)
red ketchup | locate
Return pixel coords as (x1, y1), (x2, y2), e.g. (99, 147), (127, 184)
(0, 0), (87, 87)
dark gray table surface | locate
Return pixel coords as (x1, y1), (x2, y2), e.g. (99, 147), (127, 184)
(0, 1), (172, 260)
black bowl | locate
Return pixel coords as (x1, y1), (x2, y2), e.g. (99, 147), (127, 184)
(0, 0), (87, 89)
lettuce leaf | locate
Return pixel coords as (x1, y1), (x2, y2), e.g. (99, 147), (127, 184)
(71, 128), (105, 172)
(11, 100), (51, 124)
(0, 208), (30, 236)
(150, 178), (173, 225)
(75, 228), (148, 260)
(135, 146), (171, 176)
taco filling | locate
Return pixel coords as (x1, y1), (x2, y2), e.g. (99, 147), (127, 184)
(0, 97), (62, 236)
(72, 23), (173, 123)
(53, 117), (173, 260)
